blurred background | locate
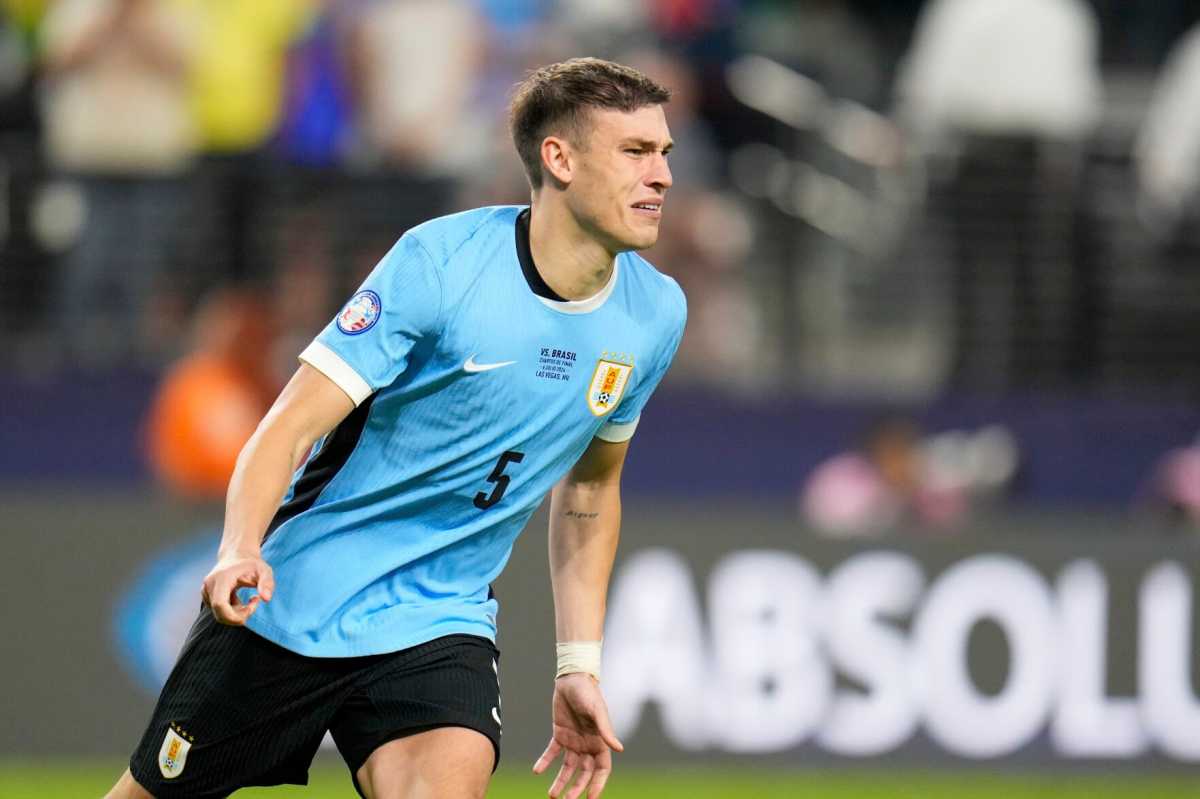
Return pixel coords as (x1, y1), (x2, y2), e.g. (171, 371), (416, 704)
(3, 0), (1200, 796)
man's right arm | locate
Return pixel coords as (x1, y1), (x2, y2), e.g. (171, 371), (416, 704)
(201, 363), (357, 625)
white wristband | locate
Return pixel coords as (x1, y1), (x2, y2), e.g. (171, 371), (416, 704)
(556, 641), (602, 681)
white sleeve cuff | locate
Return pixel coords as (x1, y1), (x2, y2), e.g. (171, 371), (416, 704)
(299, 341), (374, 406)
(596, 416), (639, 443)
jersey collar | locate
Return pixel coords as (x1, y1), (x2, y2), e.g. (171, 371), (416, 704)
(515, 207), (619, 315)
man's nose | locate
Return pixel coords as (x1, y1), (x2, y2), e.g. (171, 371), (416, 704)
(646, 154), (672, 191)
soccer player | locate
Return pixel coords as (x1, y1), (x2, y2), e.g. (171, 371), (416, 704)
(105, 57), (685, 799)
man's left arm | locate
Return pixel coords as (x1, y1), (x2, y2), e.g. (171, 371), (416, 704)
(533, 436), (629, 799)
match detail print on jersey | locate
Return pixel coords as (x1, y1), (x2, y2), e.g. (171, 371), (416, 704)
(158, 723), (193, 779)
(463, 355), (517, 373)
(586, 352), (635, 416)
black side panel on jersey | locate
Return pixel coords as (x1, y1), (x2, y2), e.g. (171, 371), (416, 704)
(264, 394), (376, 540)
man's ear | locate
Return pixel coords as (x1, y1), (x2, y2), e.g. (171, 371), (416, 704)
(541, 135), (574, 187)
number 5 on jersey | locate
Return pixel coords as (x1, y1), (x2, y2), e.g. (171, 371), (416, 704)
(474, 450), (524, 510)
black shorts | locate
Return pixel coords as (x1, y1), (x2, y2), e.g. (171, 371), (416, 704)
(129, 611), (502, 799)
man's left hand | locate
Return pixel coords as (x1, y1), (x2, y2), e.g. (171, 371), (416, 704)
(532, 673), (624, 799)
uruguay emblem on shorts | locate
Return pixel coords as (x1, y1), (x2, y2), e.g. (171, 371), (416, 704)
(158, 723), (194, 779)
(337, 289), (382, 335)
(586, 352), (634, 416)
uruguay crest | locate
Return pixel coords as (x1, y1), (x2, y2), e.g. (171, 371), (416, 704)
(586, 352), (634, 416)
(158, 723), (194, 779)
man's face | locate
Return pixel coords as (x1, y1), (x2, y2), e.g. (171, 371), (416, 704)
(565, 105), (674, 253)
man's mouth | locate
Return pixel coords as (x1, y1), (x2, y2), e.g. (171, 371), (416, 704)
(631, 202), (662, 215)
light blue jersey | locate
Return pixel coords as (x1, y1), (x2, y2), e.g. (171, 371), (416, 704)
(244, 206), (686, 657)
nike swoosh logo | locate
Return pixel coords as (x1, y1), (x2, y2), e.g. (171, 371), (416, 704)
(464, 355), (516, 373)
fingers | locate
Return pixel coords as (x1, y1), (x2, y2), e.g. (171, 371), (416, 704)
(532, 738), (561, 775)
(548, 749), (579, 798)
(204, 561), (272, 626)
(564, 753), (595, 799)
(209, 582), (253, 625)
(587, 759), (613, 799)
(537, 740), (614, 799)
(258, 567), (275, 602)
(236, 595), (261, 623)
(206, 571), (243, 625)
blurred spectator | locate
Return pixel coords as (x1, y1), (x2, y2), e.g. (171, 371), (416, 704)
(345, 0), (487, 176)
(554, 0), (649, 50)
(39, 0), (197, 365)
(455, 5), (577, 205)
(802, 416), (951, 536)
(144, 286), (278, 502)
(619, 47), (759, 383)
(0, 0), (42, 134)
(896, 0), (1101, 143)
(1135, 22), (1200, 237)
(10, 0), (1200, 401)
(650, 0), (736, 42)
(737, 0), (883, 108)
(0, 2), (49, 349)
(639, 185), (757, 383)
(274, 1), (355, 168)
(269, 205), (337, 386)
(180, 0), (313, 285)
(895, 0), (1102, 389)
(1147, 446), (1200, 528)
(183, 0), (312, 156)
(41, 0), (196, 172)
(622, 46), (722, 187)
(800, 416), (1021, 537)
(474, 0), (554, 40)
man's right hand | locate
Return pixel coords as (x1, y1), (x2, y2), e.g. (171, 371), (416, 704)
(200, 552), (274, 626)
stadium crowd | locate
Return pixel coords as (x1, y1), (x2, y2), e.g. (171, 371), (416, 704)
(4, 0), (1200, 533)
(0, 0), (1198, 389)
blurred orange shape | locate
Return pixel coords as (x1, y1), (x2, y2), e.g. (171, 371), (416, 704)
(145, 353), (266, 500)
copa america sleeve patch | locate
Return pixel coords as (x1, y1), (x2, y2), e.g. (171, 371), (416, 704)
(337, 290), (382, 335)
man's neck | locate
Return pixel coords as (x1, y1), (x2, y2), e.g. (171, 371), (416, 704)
(527, 198), (616, 301)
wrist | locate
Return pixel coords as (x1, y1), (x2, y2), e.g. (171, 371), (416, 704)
(556, 640), (602, 681)
(217, 543), (261, 561)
